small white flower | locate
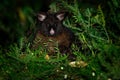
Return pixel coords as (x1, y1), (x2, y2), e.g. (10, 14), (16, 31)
(92, 72), (95, 76)
(60, 66), (64, 70)
(108, 78), (112, 80)
(31, 53), (34, 55)
(56, 69), (59, 72)
(64, 74), (68, 79)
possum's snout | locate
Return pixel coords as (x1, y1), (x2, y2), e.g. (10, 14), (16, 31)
(50, 28), (55, 35)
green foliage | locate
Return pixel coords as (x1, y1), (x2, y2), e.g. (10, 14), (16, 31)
(107, 0), (120, 42)
(0, 0), (120, 80)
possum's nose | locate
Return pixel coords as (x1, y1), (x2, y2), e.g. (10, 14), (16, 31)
(50, 28), (55, 35)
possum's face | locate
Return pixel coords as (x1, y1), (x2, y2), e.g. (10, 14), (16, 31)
(37, 12), (66, 36)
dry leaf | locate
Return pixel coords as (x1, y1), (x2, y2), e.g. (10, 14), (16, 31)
(45, 54), (50, 60)
(69, 60), (88, 68)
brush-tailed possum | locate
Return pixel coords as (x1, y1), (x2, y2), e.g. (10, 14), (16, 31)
(31, 11), (76, 59)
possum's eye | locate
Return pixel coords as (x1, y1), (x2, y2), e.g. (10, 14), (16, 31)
(46, 24), (50, 28)
(54, 24), (57, 27)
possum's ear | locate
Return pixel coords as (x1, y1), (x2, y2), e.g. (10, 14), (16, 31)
(37, 12), (46, 21)
(56, 12), (67, 21)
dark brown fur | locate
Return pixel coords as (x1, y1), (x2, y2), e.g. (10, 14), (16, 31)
(31, 11), (75, 59)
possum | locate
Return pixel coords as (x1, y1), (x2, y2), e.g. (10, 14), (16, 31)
(31, 11), (76, 59)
